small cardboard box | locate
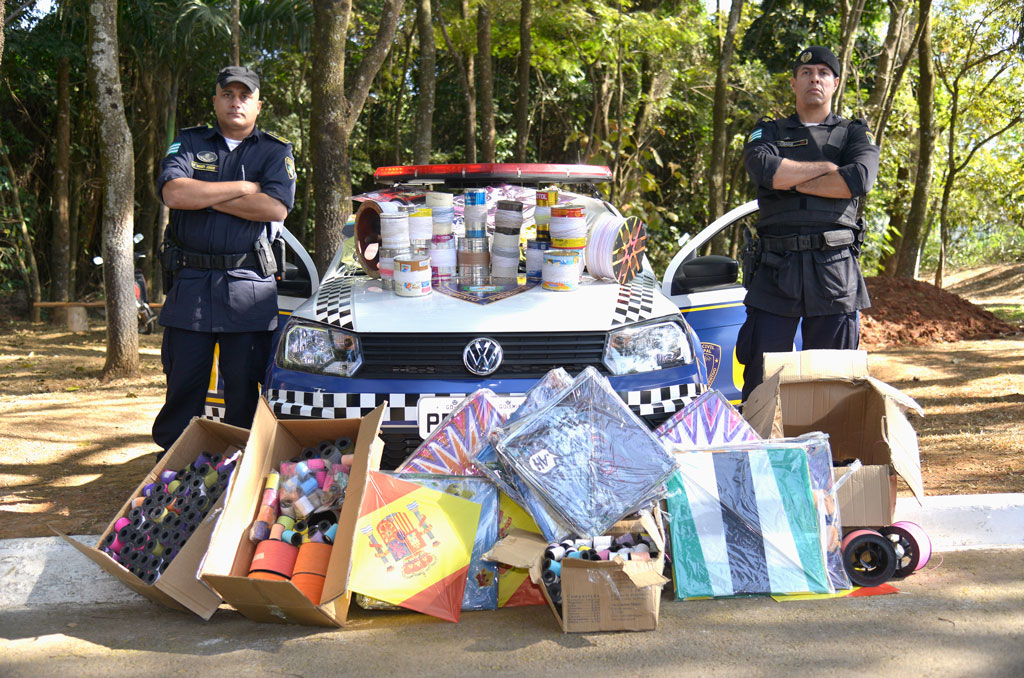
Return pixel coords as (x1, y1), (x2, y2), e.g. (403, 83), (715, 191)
(744, 350), (924, 527)
(55, 417), (249, 619)
(199, 398), (385, 627)
(485, 510), (668, 633)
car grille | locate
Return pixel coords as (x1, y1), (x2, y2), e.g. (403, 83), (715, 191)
(357, 331), (609, 379)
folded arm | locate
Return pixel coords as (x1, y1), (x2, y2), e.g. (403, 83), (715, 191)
(161, 177), (261, 210)
(213, 192), (288, 222)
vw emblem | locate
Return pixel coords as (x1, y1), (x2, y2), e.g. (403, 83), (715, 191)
(463, 337), (503, 376)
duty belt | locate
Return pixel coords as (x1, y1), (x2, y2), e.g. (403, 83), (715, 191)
(170, 248), (261, 270)
(759, 229), (855, 253)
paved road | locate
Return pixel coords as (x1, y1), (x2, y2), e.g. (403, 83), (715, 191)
(2, 548), (1021, 678)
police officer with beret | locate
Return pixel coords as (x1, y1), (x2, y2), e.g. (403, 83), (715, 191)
(738, 46), (879, 402)
(153, 66), (296, 453)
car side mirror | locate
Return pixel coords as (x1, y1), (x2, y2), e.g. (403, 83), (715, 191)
(672, 255), (740, 295)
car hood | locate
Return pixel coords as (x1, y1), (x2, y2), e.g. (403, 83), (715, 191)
(290, 270), (679, 333)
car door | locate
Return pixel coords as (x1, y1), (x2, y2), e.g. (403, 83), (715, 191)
(661, 202), (758, 405)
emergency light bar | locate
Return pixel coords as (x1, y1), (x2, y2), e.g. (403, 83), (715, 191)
(373, 163), (613, 184)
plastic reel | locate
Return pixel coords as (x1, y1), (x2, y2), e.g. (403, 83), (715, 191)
(841, 529), (898, 587)
(879, 521), (932, 579)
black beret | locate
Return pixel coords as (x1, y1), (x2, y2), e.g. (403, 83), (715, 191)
(793, 46), (840, 78)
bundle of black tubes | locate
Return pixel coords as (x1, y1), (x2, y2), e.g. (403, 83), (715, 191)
(99, 451), (237, 585)
(540, 532), (660, 607)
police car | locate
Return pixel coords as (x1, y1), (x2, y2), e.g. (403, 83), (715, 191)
(220, 164), (758, 468)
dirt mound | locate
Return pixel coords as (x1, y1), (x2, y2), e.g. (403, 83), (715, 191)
(860, 275), (1019, 349)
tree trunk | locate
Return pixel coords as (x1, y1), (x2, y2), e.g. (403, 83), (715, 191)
(232, 0), (241, 66)
(311, 0), (405, 275)
(0, 9), (5, 73)
(513, 0), (532, 161)
(52, 56), (72, 308)
(134, 68), (162, 294)
(835, 0), (868, 116)
(877, 163), (912, 275)
(895, 0), (933, 280)
(707, 0), (745, 225)
(864, 0), (911, 145)
(392, 27), (414, 165)
(88, 0), (139, 378)
(476, 2), (495, 162)
(413, 0), (435, 164)
(0, 140), (43, 321)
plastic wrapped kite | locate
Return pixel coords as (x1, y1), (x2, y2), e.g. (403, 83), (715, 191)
(494, 367), (677, 537)
(396, 389), (507, 476)
(655, 389), (761, 450)
(667, 445), (832, 599)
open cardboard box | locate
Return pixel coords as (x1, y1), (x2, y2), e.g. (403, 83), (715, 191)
(743, 350), (925, 527)
(54, 417), (249, 619)
(484, 509), (668, 633)
(199, 398), (385, 627)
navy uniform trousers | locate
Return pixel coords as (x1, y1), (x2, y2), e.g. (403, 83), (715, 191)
(152, 327), (272, 451)
(737, 307), (860, 403)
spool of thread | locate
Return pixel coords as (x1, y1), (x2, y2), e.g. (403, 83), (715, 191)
(880, 521), (932, 578)
(491, 201), (524, 280)
(841, 529), (898, 587)
(542, 567), (559, 585)
(249, 539), (299, 579)
(542, 249), (581, 291)
(269, 522), (286, 540)
(194, 452), (212, 469)
(324, 523), (338, 544)
(429, 233), (457, 282)
(113, 517), (131, 533)
(549, 204), (587, 249)
(280, 529), (303, 547)
(525, 239), (549, 281)
(250, 521), (271, 543)
(463, 189), (488, 238)
(427, 192), (455, 236)
(335, 437), (354, 453)
(394, 253), (432, 297)
(593, 535), (612, 550)
(307, 457), (326, 471)
(586, 213), (647, 284)
(614, 533), (636, 547)
(279, 461), (296, 477)
(458, 237), (490, 283)
(379, 212), (411, 249)
(256, 503), (276, 524)
(408, 206), (434, 248)
(545, 545), (566, 562)
(276, 515), (296, 531)
(547, 559), (562, 577)
(535, 189), (557, 242)
(378, 246), (410, 290)
(159, 470), (178, 485)
(596, 549), (611, 560)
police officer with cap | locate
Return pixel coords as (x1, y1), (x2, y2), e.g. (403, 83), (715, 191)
(738, 46), (879, 402)
(153, 65), (296, 454)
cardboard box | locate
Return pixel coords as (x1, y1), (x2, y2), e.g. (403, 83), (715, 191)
(55, 418), (249, 619)
(744, 350), (924, 527)
(485, 510), (668, 633)
(199, 398), (385, 627)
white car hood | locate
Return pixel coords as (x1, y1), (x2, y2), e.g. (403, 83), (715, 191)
(292, 271), (679, 333)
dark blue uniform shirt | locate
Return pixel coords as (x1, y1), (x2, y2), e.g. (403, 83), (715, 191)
(157, 124), (296, 333)
(742, 112), (879, 317)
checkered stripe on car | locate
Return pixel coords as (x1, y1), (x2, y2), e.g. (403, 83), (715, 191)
(611, 272), (658, 327)
(314, 276), (355, 329)
(620, 382), (704, 416)
(267, 390), (471, 421)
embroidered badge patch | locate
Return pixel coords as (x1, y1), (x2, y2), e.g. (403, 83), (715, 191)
(165, 142), (180, 156)
(285, 156), (296, 180)
(776, 139), (809, 148)
(196, 151), (217, 163)
(747, 128), (763, 143)
(190, 161), (218, 172)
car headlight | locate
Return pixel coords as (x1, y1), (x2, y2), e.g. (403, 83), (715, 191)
(603, 320), (694, 375)
(277, 321), (362, 377)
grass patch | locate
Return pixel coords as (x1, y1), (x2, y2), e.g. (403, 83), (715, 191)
(984, 304), (1024, 324)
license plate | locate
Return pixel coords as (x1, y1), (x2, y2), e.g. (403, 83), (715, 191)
(417, 395), (526, 438)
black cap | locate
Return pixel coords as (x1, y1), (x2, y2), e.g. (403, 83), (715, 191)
(217, 66), (260, 93)
(793, 46), (840, 78)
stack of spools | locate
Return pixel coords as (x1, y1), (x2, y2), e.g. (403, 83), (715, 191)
(458, 189), (490, 284)
(100, 451), (238, 585)
(247, 438), (355, 603)
(491, 200), (525, 280)
(545, 203), (588, 292)
(539, 532), (659, 606)
(526, 190), (555, 281)
(407, 206), (433, 256)
(378, 212), (411, 291)
(841, 521), (932, 587)
(429, 192), (458, 284)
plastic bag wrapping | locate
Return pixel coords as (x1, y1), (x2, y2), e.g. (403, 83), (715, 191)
(667, 446), (832, 599)
(347, 471), (482, 622)
(494, 367), (678, 537)
(396, 389), (507, 476)
(706, 434), (852, 591)
(655, 389), (761, 449)
(355, 473), (498, 612)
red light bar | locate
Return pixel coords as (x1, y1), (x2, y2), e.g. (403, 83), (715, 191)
(373, 163), (613, 183)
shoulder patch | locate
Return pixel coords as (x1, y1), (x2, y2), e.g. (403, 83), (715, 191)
(747, 128), (764, 143)
(165, 142), (181, 156)
(757, 116), (774, 124)
(263, 130), (291, 145)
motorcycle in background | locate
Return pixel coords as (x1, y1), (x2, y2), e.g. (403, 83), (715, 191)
(93, 233), (158, 334)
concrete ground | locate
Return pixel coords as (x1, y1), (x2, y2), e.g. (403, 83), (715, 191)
(2, 547), (1022, 678)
